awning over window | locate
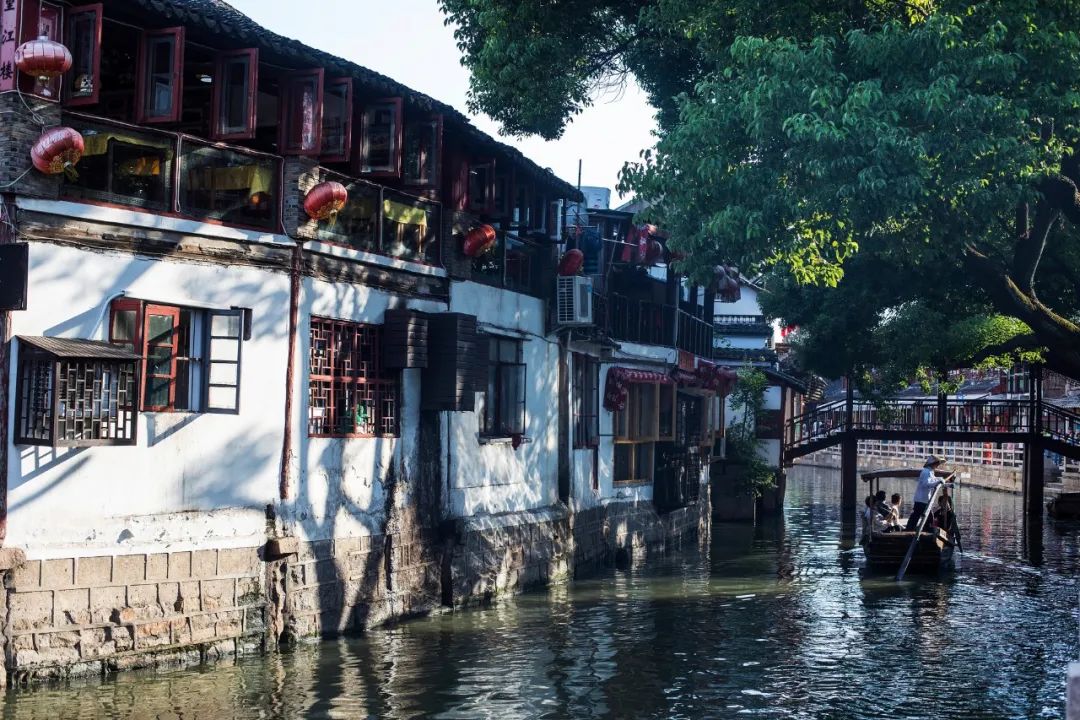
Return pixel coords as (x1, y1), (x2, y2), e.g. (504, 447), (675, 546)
(672, 362), (738, 395)
(17, 336), (139, 360)
(603, 366), (673, 412)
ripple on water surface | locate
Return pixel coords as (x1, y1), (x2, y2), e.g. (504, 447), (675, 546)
(2, 465), (1076, 719)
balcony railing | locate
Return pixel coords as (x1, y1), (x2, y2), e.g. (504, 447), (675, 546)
(61, 113), (281, 232)
(313, 170), (441, 266)
(593, 294), (713, 357)
(715, 314), (766, 325)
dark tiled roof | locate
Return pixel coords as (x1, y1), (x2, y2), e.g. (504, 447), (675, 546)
(121, 0), (583, 201)
(18, 336), (140, 360)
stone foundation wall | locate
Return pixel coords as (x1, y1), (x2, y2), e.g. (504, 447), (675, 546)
(3, 547), (267, 685)
(282, 528), (442, 641)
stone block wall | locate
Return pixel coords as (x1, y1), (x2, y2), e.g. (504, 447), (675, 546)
(445, 510), (573, 606)
(0, 91), (61, 199)
(283, 528), (442, 641)
(3, 547), (267, 684)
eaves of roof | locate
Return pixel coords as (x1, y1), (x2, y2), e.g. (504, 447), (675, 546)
(124, 0), (583, 202)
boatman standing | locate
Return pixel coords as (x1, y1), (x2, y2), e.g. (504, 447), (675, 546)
(906, 455), (947, 530)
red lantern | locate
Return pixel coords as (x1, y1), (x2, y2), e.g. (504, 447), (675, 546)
(303, 181), (348, 222)
(15, 36), (72, 98)
(463, 224), (497, 257)
(31, 126), (84, 177)
(557, 249), (584, 276)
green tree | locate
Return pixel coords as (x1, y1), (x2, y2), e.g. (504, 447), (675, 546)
(724, 367), (776, 497)
(442, 0), (1080, 381)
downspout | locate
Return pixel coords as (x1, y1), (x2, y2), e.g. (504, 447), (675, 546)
(279, 240), (303, 501)
(0, 194), (12, 544)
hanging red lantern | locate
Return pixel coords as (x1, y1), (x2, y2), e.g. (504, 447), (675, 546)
(463, 224), (497, 257)
(30, 126), (84, 178)
(303, 181), (348, 222)
(557, 249), (584, 276)
(15, 36), (72, 98)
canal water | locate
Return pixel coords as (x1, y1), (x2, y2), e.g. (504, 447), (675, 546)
(4, 465), (1078, 719)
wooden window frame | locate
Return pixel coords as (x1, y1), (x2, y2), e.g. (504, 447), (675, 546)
(480, 336), (526, 438)
(614, 442), (655, 485)
(135, 26), (185, 124)
(211, 47), (258, 141)
(64, 3), (103, 106)
(278, 68), (325, 156)
(307, 316), (400, 438)
(572, 353), (599, 449)
(203, 308), (243, 414)
(142, 303), (181, 411)
(109, 299), (244, 414)
(468, 158), (496, 215)
(357, 97), (403, 178)
(320, 77), (353, 162)
(402, 114), (442, 187)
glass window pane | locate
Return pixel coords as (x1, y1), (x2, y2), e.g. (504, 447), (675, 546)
(145, 376), (171, 407)
(403, 121), (437, 185)
(361, 102), (398, 173)
(210, 313), (241, 338)
(488, 339), (498, 362)
(207, 385), (238, 410)
(69, 11), (98, 100)
(314, 180), (379, 252)
(209, 338), (240, 362)
(147, 314), (175, 344)
(145, 36), (175, 118)
(321, 82), (349, 156)
(498, 340), (518, 363)
(61, 119), (175, 212)
(111, 310), (136, 342)
(208, 362), (238, 386)
(286, 78), (319, 151)
(178, 142), (279, 230)
(220, 56), (251, 135)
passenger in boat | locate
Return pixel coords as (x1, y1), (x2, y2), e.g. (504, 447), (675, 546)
(931, 492), (957, 533)
(889, 494), (904, 530)
(863, 495), (890, 537)
(873, 491), (897, 532)
(906, 456), (947, 531)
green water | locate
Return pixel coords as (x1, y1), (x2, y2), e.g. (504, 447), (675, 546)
(3, 465), (1077, 719)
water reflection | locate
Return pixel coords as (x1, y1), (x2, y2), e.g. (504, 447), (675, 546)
(3, 465), (1076, 718)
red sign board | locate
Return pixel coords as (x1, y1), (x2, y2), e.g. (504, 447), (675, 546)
(0, 0), (19, 93)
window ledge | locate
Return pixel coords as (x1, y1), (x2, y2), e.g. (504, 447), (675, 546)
(306, 241), (448, 278)
(478, 435), (531, 446)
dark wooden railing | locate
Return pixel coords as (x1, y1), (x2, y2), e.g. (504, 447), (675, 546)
(785, 396), (1079, 461)
(595, 294), (714, 358)
(678, 309), (715, 357)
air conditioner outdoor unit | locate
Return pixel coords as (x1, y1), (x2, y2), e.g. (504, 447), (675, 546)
(556, 275), (593, 325)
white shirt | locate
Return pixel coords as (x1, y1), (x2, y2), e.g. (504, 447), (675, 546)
(914, 467), (944, 504)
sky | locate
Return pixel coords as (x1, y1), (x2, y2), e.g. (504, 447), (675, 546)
(226, 0), (658, 203)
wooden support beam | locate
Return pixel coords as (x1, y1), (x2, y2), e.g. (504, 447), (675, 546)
(841, 433), (858, 513)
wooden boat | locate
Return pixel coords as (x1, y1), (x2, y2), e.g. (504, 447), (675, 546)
(1047, 492), (1080, 519)
(860, 468), (960, 576)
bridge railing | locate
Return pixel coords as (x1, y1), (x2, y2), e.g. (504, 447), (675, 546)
(852, 399), (1031, 433)
(1043, 403), (1080, 446)
(786, 400), (847, 448)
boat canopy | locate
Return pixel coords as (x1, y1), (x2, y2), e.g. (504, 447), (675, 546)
(861, 468), (952, 483)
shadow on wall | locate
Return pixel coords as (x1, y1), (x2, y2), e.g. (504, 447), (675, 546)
(8, 245), (293, 522)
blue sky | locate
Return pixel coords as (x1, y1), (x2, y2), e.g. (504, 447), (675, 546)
(227, 0), (657, 202)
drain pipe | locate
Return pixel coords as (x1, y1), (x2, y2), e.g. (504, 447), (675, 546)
(279, 241), (303, 501)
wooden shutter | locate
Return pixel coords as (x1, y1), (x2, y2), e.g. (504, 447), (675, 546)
(204, 309), (242, 414)
(211, 48), (258, 140)
(278, 68), (324, 155)
(64, 4), (103, 106)
(136, 27), (185, 123)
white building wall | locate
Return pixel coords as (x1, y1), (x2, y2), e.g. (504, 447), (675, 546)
(280, 275), (446, 544)
(444, 281), (559, 518)
(7, 240), (292, 559)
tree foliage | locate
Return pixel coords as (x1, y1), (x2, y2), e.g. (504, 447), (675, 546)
(442, 0), (1080, 383)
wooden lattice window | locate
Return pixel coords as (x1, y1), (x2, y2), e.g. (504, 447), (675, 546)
(308, 317), (399, 437)
(14, 337), (138, 447)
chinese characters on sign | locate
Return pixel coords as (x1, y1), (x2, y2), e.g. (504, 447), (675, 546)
(0, 0), (17, 92)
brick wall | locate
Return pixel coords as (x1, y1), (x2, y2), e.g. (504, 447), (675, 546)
(0, 91), (61, 199)
(3, 547), (267, 684)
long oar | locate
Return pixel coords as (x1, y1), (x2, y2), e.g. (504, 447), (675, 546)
(896, 478), (952, 581)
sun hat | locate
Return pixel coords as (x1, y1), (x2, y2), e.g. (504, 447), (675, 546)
(924, 455), (942, 467)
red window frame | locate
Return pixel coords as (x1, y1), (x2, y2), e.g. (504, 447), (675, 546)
(19, 1), (62, 98)
(402, 114), (442, 187)
(357, 97), (403, 178)
(278, 68), (324, 156)
(320, 77), (353, 162)
(307, 317), (400, 438)
(135, 26), (185, 124)
(142, 303), (181, 411)
(211, 47), (258, 141)
(64, 3), (103, 106)
(469, 158), (496, 215)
